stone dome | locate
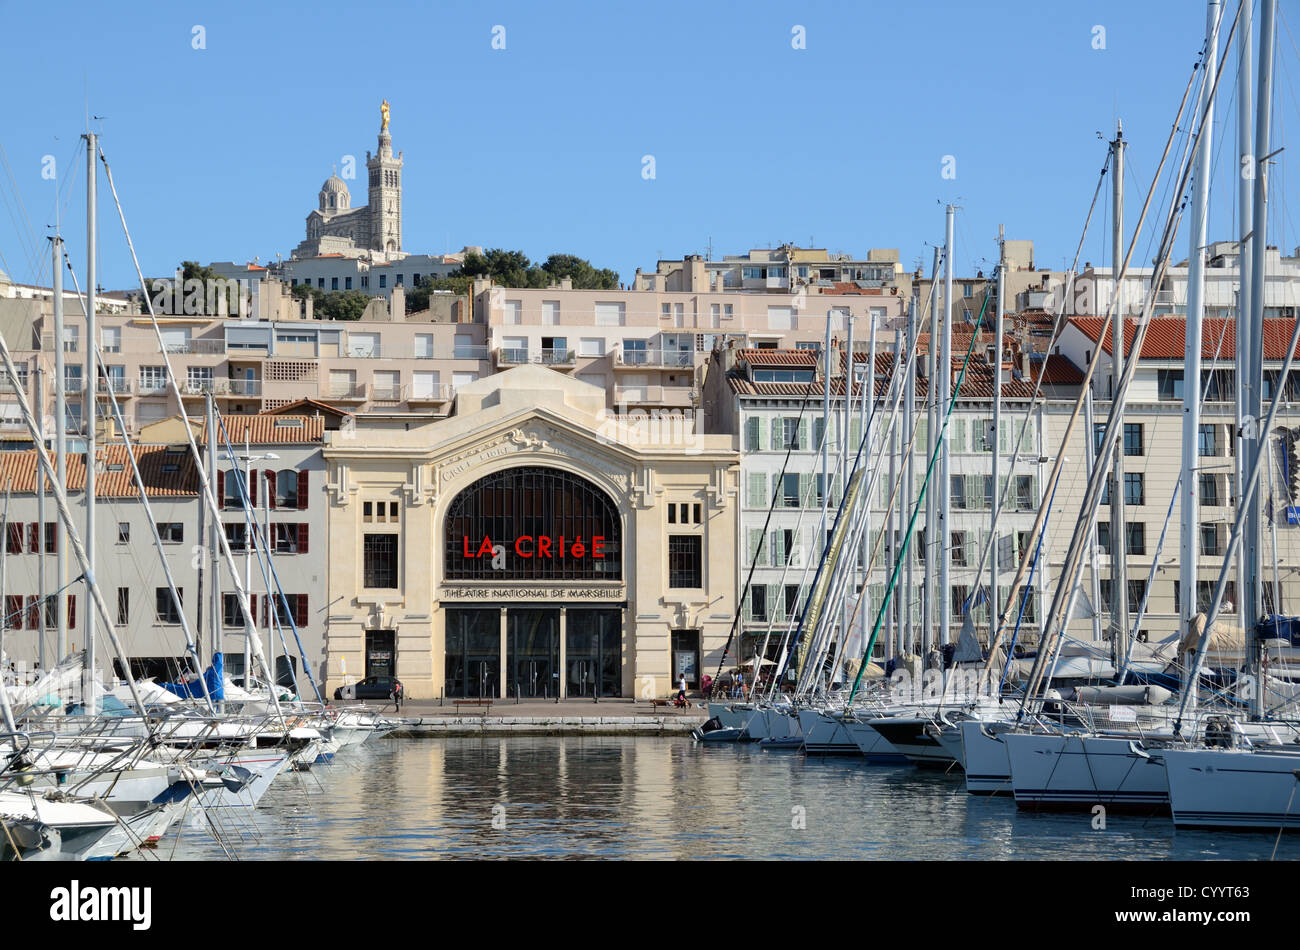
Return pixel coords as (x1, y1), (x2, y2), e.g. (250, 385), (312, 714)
(319, 174), (351, 212)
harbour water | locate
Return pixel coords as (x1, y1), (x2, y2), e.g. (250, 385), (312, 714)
(157, 737), (1300, 861)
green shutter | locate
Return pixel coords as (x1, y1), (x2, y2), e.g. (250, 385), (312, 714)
(748, 528), (764, 565)
(1020, 420), (1035, 453)
(915, 418), (928, 454)
(833, 472), (843, 507)
(798, 418), (809, 451)
(771, 417), (783, 449)
(773, 530), (786, 567)
(798, 473), (811, 507)
(951, 418), (966, 453)
(747, 472), (766, 508)
(743, 588), (753, 622)
(966, 476), (982, 510)
(772, 584), (785, 623)
(850, 418), (863, 452)
(746, 417), (760, 452)
(813, 417), (825, 450)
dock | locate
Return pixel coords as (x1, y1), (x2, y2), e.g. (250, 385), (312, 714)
(342, 698), (708, 737)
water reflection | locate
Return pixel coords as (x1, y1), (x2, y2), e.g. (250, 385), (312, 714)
(157, 738), (1300, 861)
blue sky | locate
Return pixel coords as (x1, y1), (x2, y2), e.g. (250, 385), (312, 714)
(1, 0), (1294, 291)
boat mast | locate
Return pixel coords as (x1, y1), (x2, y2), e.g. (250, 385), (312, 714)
(1245, 0), (1276, 720)
(0, 482), (13, 734)
(1182, 0), (1220, 699)
(926, 247), (941, 657)
(1236, 0), (1254, 633)
(991, 226), (1005, 651)
(939, 205), (954, 652)
(52, 235), (68, 659)
(903, 296), (917, 659)
(843, 311), (854, 671)
(84, 130), (98, 710)
(1109, 123), (1129, 672)
(206, 394), (219, 667)
(862, 310), (877, 669)
(35, 365), (45, 671)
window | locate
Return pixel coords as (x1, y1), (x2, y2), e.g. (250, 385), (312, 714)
(750, 585), (768, 623)
(976, 419), (995, 452)
(1093, 422), (1106, 455)
(117, 522), (129, 543)
(345, 277), (352, 290)
(5, 523), (20, 554)
(379, 274), (387, 288)
(159, 523), (183, 543)
(275, 470), (299, 509)
(782, 418), (801, 450)
(1127, 579), (1147, 613)
(331, 277), (338, 291)
(222, 469), (247, 508)
(224, 522), (249, 552)
(223, 592), (248, 628)
(668, 535), (703, 588)
(745, 417), (762, 452)
(155, 587), (183, 624)
(270, 593), (308, 628)
(951, 585), (969, 617)
(1200, 522), (1223, 556)
(363, 500), (400, 523)
(1015, 475), (1035, 511)
(1199, 472), (1220, 506)
(1097, 522), (1111, 551)
(951, 474), (967, 509)
(1198, 423), (1218, 457)
(1124, 472), (1144, 506)
(784, 585), (800, 619)
(983, 475), (995, 510)
(1126, 522), (1145, 556)
(139, 365), (167, 393)
(951, 532), (966, 566)
(274, 523), (309, 554)
(116, 588), (128, 627)
(42, 523), (56, 554)
(364, 534), (398, 588)
(782, 473), (800, 508)
(1201, 368), (1234, 401)
(1158, 369), (1184, 400)
(754, 368), (815, 383)
(1123, 423), (1143, 456)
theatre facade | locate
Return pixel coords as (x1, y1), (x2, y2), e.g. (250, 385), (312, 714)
(322, 365), (740, 700)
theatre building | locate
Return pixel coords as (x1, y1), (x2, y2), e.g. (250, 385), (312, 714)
(322, 365), (739, 700)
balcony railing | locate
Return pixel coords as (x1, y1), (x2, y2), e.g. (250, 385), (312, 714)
(496, 347), (530, 365)
(370, 385), (405, 402)
(165, 339), (226, 355)
(613, 384), (696, 407)
(180, 377), (263, 397)
(95, 378), (134, 395)
(451, 344), (489, 361)
(62, 375), (86, 393)
(538, 348), (576, 366)
(138, 378), (169, 395)
(408, 384), (457, 405)
(616, 348), (694, 368)
(326, 382), (368, 400)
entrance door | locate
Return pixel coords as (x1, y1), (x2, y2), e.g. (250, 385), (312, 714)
(445, 608), (500, 698)
(671, 629), (700, 689)
(365, 630), (396, 679)
(566, 608), (622, 697)
(507, 609), (559, 699)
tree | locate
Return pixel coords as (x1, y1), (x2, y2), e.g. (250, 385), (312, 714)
(317, 290), (371, 321)
(541, 253), (619, 290)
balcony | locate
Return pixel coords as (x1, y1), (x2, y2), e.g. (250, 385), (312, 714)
(179, 378), (263, 397)
(407, 384), (456, 407)
(137, 378), (170, 396)
(370, 384), (405, 405)
(616, 348), (694, 369)
(94, 378), (134, 397)
(164, 339), (226, 355)
(495, 346), (530, 366)
(451, 344), (489, 361)
(613, 384), (697, 408)
(538, 348), (576, 367)
(62, 375), (86, 393)
(325, 382), (368, 402)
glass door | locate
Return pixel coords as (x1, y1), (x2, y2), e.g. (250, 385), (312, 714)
(567, 608), (622, 697)
(507, 609), (559, 699)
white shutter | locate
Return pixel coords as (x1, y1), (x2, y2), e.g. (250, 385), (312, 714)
(595, 302), (625, 326)
(412, 371), (438, 399)
(415, 334), (434, 359)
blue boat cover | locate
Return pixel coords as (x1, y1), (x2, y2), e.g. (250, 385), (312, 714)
(159, 652), (224, 702)
(1256, 615), (1300, 646)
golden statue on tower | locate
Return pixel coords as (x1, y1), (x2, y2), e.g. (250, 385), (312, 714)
(380, 99), (390, 133)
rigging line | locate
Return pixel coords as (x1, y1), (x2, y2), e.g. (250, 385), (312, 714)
(1116, 307), (1235, 685)
(212, 412), (323, 703)
(0, 142), (42, 283)
(975, 149), (1115, 667)
(847, 291), (993, 703)
(1020, 5), (1242, 712)
(61, 249), (214, 713)
(95, 143), (286, 728)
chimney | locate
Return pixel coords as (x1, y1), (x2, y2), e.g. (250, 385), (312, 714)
(689, 256), (706, 292)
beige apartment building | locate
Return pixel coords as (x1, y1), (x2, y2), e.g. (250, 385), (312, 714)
(321, 365), (739, 700)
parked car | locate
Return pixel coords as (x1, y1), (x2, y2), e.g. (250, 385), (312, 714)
(333, 676), (402, 701)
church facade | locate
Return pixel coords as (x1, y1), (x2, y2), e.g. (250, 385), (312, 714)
(293, 103), (403, 260)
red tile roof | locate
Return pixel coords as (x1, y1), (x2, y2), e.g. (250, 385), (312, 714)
(1068, 316), (1300, 360)
(198, 414), (325, 445)
(736, 348), (819, 366)
(264, 398), (354, 419)
(0, 445), (199, 497)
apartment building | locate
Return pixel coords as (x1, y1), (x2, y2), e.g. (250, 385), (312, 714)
(705, 339), (1086, 661)
(1052, 315), (1300, 643)
(0, 414), (329, 688)
(644, 247), (906, 296)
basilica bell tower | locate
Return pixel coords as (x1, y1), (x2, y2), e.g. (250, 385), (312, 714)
(366, 99), (403, 253)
